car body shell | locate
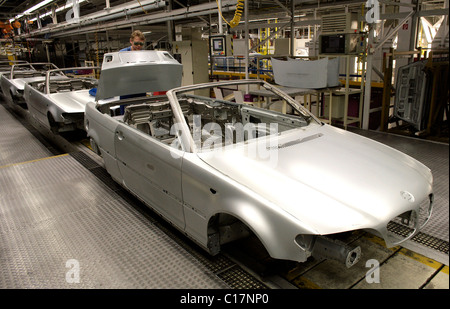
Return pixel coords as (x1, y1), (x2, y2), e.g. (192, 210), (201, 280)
(0, 60), (29, 94)
(1, 62), (59, 107)
(84, 52), (433, 267)
(23, 66), (99, 132)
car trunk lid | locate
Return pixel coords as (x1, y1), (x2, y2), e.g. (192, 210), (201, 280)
(95, 51), (183, 101)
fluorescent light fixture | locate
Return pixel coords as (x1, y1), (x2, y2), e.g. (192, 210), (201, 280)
(29, 11), (52, 22)
(23, 0), (55, 15)
(11, 14), (24, 22)
(10, 0), (54, 22)
(55, 0), (86, 13)
(18, 0), (87, 23)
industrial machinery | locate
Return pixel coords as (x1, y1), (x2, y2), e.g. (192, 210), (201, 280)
(318, 13), (366, 55)
(210, 34), (233, 57)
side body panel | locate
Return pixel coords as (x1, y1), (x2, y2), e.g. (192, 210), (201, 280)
(85, 102), (122, 181)
(0, 75), (15, 105)
(24, 84), (51, 127)
(114, 123), (185, 229)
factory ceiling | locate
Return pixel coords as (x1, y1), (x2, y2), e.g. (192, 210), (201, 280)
(0, 0), (447, 41)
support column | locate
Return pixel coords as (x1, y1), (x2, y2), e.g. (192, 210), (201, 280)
(218, 0), (223, 34)
(363, 26), (375, 130)
(45, 43), (51, 63)
(245, 0), (249, 93)
(167, 0), (174, 46)
(290, 0), (295, 57)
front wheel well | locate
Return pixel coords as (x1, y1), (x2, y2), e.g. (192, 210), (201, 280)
(89, 137), (101, 155)
(47, 112), (59, 134)
(207, 213), (264, 254)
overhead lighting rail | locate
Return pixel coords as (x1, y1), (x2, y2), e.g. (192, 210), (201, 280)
(10, 0), (55, 22)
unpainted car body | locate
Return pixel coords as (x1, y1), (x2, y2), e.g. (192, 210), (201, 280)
(0, 60), (29, 94)
(1, 62), (59, 108)
(24, 67), (99, 133)
(85, 52), (433, 268)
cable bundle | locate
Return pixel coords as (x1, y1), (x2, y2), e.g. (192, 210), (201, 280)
(216, 0), (245, 28)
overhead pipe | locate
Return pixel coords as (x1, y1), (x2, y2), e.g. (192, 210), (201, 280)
(33, 2), (238, 38)
(18, 0), (237, 39)
(18, 0), (166, 38)
(69, 8), (237, 37)
(81, 1), (166, 24)
(73, 0), (161, 22)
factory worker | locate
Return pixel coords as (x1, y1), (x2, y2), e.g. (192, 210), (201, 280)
(120, 30), (145, 51)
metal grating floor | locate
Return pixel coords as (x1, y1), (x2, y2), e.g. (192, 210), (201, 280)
(0, 153), (232, 288)
(0, 105), (55, 166)
(0, 103), (268, 289)
(69, 151), (269, 289)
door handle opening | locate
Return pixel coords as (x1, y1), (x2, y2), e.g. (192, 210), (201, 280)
(116, 130), (124, 140)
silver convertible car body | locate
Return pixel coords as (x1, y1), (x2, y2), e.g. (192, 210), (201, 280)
(1, 62), (59, 109)
(0, 60), (29, 93)
(85, 53), (433, 268)
(23, 67), (99, 133)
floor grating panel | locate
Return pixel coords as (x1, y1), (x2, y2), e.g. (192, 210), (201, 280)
(0, 153), (233, 288)
(69, 151), (270, 289)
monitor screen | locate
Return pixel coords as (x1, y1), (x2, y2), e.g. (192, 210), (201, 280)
(320, 34), (345, 54)
(212, 38), (224, 52)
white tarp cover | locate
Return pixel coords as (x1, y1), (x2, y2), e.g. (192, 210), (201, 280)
(271, 57), (340, 89)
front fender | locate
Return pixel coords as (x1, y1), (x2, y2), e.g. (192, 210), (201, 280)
(215, 194), (317, 262)
(47, 103), (61, 123)
(182, 153), (316, 262)
(85, 102), (100, 144)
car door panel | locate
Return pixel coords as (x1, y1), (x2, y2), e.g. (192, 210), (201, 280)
(114, 123), (185, 229)
(24, 86), (48, 126)
(85, 102), (122, 182)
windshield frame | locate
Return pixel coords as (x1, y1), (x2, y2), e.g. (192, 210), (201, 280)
(166, 79), (322, 154)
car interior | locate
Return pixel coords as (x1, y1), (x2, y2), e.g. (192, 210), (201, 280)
(117, 89), (311, 150)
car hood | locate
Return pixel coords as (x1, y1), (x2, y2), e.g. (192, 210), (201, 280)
(96, 51), (182, 101)
(10, 76), (46, 90)
(197, 124), (433, 234)
(48, 90), (92, 113)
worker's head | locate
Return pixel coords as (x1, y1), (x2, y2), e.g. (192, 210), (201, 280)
(130, 30), (145, 51)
